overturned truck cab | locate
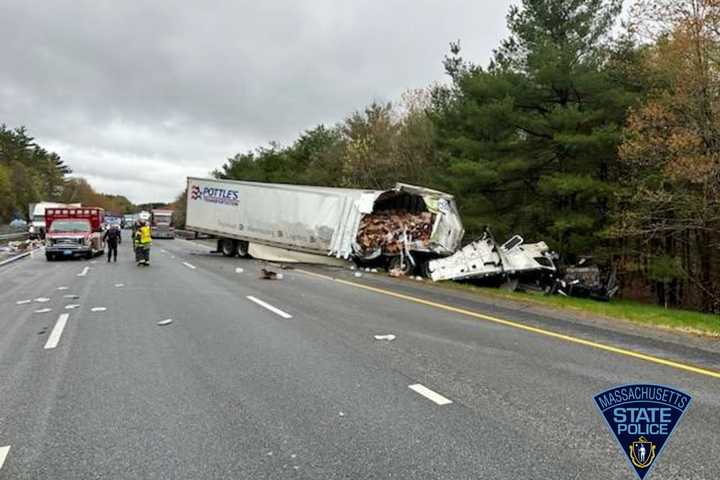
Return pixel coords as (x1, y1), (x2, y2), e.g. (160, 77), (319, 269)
(426, 232), (557, 284)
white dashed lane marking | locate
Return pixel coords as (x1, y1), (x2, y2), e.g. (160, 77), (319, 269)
(408, 384), (453, 406)
(45, 313), (69, 349)
(246, 296), (292, 319)
(0, 445), (10, 471)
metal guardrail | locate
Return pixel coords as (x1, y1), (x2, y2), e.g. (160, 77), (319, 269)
(0, 232), (29, 242)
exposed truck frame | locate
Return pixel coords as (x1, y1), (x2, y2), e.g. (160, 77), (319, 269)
(184, 177), (464, 270)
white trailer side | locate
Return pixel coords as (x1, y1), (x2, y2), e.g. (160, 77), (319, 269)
(185, 177), (463, 262)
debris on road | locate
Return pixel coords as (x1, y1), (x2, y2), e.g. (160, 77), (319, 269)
(235, 267), (244, 273)
(374, 334), (396, 341)
(91, 307), (107, 312)
(56, 286), (69, 291)
(157, 319), (173, 326)
(34, 308), (52, 314)
(339, 411), (345, 417)
(16, 299), (31, 305)
(114, 283), (124, 288)
(260, 268), (280, 280)
(63, 294), (80, 299)
(354, 272), (362, 278)
(34, 297), (50, 303)
(64, 304), (80, 310)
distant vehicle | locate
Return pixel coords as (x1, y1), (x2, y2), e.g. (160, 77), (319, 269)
(150, 209), (175, 239)
(28, 202), (81, 239)
(9, 218), (27, 229)
(122, 214), (137, 229)
(104, 214), (123, 229)
(184, 177), (463, 273)
(44, 207), (105, 260)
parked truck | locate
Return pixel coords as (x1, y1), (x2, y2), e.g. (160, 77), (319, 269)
(28, 202), (81, 239)
(185, 177), (464, 272)
(150, 209), (175, 239)
(44, 207), (105, 260)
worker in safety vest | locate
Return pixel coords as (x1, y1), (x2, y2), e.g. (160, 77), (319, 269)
(134, 219), (152, 266)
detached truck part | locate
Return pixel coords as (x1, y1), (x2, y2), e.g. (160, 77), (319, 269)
(426, 231), (557, 284)
(184, 177), (464, 271)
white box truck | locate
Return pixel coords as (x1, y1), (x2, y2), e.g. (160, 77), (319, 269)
(28, 202), (82, 239)
(185, 177), (464, 273)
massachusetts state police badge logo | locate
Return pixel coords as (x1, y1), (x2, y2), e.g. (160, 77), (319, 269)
(593, 384), (691, 479)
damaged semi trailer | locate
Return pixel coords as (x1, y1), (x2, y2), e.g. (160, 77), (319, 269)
(185, 177), (464, 272)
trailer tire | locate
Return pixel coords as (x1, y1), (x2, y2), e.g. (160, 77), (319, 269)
(236, 240), (249, 257)
(388, 256), (414, 276)
(220, 238), (238, 257)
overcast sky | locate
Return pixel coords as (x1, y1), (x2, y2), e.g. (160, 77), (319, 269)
(1, 0), (513, 203)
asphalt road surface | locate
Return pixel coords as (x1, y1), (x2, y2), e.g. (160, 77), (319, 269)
(1, 233), (718, 479)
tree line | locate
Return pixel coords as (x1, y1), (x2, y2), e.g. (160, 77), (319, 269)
(0, 125), (135, 222)
(214, 0), (719, 313)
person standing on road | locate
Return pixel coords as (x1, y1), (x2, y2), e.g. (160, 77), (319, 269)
(134, 219), (152, 266)
(103, 224), (122, 263)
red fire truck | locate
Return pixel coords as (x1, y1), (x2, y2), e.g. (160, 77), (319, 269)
(44, 207), (105, 260)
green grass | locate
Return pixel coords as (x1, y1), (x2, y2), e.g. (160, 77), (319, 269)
(438, 282), (720, 336)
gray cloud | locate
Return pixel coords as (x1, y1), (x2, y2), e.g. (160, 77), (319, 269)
(1, 0), (512, 203)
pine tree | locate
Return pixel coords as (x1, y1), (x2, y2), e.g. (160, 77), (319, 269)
(432, 0), (633, 258)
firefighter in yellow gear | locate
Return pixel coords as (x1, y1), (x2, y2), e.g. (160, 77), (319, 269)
(134, 219), (153, 265)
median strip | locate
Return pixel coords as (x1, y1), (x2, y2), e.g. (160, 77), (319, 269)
(409, 384), (453, 406)
(246, 296), (292, 319)
(45, 313), (69, 349)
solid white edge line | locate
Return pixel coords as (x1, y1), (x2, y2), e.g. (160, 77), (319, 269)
(408, 384), (453, 406)
(0, 251), (31, 267)
(246, 296), (292, 319)
(0, 445), (9, 470)
(182, 262), (197, 270)
(45, 313), (70, 349)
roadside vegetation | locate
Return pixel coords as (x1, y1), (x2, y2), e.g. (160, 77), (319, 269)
(0, 125), (135, 220)
(212, 0), (720, 315)
(442, 282), (720, 336)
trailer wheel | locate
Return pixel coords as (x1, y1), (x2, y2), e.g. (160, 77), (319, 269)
(236, 240), (249, 257)
(388, 256), (414, 276)
(220, 238), (238, 257)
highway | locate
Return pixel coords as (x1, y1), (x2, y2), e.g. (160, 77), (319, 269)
(1, 233), (718, 479)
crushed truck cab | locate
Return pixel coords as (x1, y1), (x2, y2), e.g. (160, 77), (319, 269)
(426, 232), (556, 283)
(44, 207), (105, 260)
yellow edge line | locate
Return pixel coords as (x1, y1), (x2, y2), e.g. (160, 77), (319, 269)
(296, 269), (720, 380)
